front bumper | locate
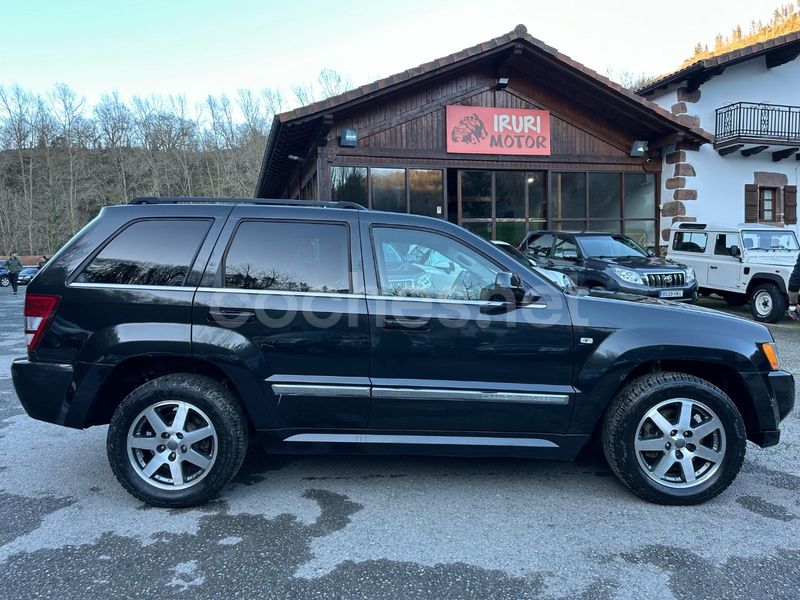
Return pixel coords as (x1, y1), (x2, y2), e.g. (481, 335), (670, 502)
(615, 280), (699, 302)
(742, 369), (794, 447)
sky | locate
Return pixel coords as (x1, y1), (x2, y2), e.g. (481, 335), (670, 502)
(0, 0), (784, 112)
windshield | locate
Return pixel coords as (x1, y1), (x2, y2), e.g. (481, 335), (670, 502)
(577, 235), (648, 258)
(741, 230), (800, 251)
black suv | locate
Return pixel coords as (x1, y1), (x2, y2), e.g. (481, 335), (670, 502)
(519, 230), (698, 301)
(12, 198), (794, 508)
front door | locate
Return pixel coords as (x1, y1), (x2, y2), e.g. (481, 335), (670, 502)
(363, 220), (575, 435)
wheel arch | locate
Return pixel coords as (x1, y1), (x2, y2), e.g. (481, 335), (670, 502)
(84, 356), (256, 434)
(581, 359), (759, 444)
(746, 274), (787, 295)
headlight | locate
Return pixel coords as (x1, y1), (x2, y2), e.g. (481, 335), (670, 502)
(613, 267), (643, 285)
(685, 266), (696, 283)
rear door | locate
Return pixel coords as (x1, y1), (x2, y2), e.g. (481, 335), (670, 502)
(192, 206), (371, 432)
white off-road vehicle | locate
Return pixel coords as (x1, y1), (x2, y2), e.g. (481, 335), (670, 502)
(666, 223), (800, 323)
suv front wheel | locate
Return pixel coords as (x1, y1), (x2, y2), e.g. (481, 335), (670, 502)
(107, 374), (248, 508)
(750, 282), (787, 323)
(602, 372), (746, 505)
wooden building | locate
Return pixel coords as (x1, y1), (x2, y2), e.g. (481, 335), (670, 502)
(255, 25), (711, 250)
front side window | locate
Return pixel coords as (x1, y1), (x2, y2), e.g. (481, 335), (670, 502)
(553, 236), (578, 258)
(524, 234), (555, 259)
(372, 227), (500, 300)
(225, 221), (350, 293)
(80, 219), (211, 286)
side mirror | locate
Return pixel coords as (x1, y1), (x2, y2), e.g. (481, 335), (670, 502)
(730, 245), (741, 259)
(646, 249), (655, 257)
(480, 272), (540, 308)
(561, 250), (578, 261)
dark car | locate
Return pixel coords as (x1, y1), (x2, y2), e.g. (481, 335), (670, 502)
(11, 198), (793, 508)
(17, 267), (39, 285)
(519, 230), (698, 301)
(0, 267), (9, 287)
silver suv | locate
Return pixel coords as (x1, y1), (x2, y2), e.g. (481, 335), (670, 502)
(666, 223), (800, 323)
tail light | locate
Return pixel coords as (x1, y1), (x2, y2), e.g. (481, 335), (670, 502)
(24, 295), (61, 351)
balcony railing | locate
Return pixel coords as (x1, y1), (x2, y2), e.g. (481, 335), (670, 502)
(715, 102), (800, 144)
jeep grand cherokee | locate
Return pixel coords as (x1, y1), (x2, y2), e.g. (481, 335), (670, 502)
(12, 198), (794, 507)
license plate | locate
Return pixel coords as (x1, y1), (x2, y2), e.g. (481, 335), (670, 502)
(659, 290), (683, 298)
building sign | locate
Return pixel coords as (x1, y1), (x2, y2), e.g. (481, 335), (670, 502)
(446, 106), (551, 156)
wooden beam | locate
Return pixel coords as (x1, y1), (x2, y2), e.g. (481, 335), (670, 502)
(772, 147), (799, 161)
(718, 144), (744, 156)
(741, 145), (769, 157)
(766, 45), (800, 68)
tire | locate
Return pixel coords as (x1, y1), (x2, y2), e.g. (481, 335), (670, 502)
(601, 372), (746, 505)
(107, 374), (248, 508)
(721, 292), (747, 307)
(0, 276), (9, 287)
(749, 282), (787, 323)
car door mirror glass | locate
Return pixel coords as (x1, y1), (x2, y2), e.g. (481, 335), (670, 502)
(561, 250), (578, 261)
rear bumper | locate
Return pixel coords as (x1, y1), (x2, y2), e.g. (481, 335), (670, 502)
(11, 358), (114, 429)
(12, 358), (75, 426)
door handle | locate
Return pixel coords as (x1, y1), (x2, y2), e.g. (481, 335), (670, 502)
(208, 308), (256, 323)
(383, 317), (430, 331)
(710, 266), (718, 269)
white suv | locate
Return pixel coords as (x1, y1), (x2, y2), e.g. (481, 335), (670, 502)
(666, 223), (800, 323)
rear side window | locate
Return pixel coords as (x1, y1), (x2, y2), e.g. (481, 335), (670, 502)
(79, 219), (211, 286)
(224, 221), (350, 293)
(672, 231), (707, 253)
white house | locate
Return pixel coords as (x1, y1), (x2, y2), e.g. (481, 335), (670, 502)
(637, 31), (800, 246)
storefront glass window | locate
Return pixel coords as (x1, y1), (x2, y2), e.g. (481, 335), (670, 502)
(588, 173), (621, 218)
(331, 167), (367, 205)
(527, 171), (547, 223)
(495, 222), (526, 245)
(624, 174), (656, 219)
(409, 169), (443, 218)
(495, 172), (525, 219)
(372, 168), (406, 212)
(462, 171), (492, 219)
(550, 173), (585, 219)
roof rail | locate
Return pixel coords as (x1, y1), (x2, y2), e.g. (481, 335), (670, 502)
(127, 197), (367, 210)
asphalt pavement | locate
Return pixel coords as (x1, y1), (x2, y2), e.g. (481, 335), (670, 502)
(0, 291), (798, 600)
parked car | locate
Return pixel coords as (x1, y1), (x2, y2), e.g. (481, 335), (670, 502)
(491, 240), (573, 289)
(17, 267), (39, 285)
(0, 268), (8, 287)
(519, 230), (698, 301)
(12, 198), (793, 508)
(666, 222), (800, 323)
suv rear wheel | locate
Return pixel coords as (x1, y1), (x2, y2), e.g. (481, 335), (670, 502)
(107, 374), (248, 508)
(602, 372), (746, 505)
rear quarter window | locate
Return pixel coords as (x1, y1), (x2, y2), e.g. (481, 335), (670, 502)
(77, 219), (212, 286)
(671, 232), (708, 253)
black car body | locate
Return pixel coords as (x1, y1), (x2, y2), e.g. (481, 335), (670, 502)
(519, 230), (698, 301)
(12, 198), (794, 508)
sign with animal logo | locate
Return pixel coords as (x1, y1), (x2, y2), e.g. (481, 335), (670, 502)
(446, 106), (551, 156)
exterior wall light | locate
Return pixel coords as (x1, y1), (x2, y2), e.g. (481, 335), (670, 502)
(630, 140), (648, 157)
(496, 77), (510, 91)
(340, 128), (358, 147)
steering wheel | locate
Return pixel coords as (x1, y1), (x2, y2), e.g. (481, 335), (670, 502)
(447, 269), (473, 299)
